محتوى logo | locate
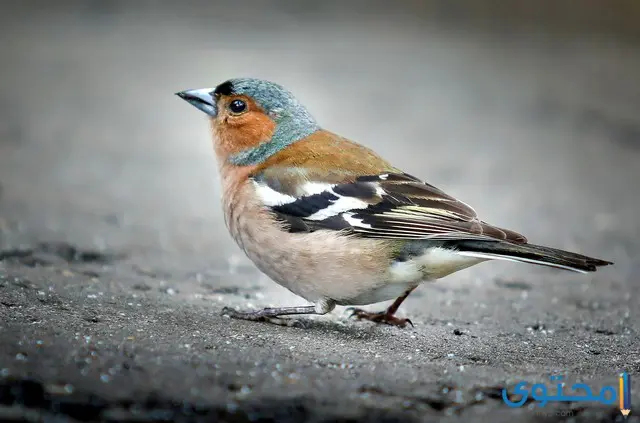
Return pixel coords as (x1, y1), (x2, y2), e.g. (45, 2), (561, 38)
(502, 372), (631, 417)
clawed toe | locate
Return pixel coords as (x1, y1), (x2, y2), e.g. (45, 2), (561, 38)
(346, 307), (363, 318)
(221, 306), (253, 320)
(221, 307), (306, 327)
(221, 306), (237, 316)
(347, 307), (413, 328)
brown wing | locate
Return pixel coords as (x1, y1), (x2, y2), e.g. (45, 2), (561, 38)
(343, 173), (527, 242)
(253, 168), (527, 243)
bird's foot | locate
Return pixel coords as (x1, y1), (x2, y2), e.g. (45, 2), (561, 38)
(347, 308), (413, 328)
(221, 307), (306, 328)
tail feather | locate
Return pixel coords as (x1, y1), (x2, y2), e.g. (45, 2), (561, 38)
(449, 240), (613, 273)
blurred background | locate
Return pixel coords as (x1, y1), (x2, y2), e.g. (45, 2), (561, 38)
(0, 1), (639, 421)
(1, 0), (639, 272)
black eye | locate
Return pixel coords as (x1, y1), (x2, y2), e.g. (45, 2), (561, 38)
(228, 99), (247, 114)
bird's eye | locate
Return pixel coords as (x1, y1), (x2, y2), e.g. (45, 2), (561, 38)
(228, 99), (247, 114)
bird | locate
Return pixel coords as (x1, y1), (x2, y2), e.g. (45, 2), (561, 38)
(176, 78), (612, 328)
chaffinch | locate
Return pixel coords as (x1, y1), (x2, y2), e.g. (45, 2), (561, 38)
(176, 78), (612, 328)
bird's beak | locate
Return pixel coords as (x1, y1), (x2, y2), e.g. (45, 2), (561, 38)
(176, 88), (217, 117)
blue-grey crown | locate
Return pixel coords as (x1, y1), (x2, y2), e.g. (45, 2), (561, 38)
(215, 78), (311, 121)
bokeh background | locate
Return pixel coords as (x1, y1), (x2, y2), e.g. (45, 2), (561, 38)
(1, 1), (639, 422)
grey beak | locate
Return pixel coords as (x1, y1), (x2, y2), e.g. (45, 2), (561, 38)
(176, 88), (217, 116)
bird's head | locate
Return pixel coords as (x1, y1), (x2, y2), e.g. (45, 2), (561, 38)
(177, 78), (319, 166)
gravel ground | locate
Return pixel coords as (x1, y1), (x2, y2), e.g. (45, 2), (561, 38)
(1, 2), (639, 422)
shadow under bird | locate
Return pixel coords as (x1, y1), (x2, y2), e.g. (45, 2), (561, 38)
(176, 78), (612, 328)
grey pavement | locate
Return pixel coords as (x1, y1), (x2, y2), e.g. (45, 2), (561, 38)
(0, 1), (639, 422)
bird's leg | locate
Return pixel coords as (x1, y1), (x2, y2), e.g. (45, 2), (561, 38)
(348, 287), (417, 328)
(221, 299), (335, 327)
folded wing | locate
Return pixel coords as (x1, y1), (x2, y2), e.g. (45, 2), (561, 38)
(251, 167), (527, 243)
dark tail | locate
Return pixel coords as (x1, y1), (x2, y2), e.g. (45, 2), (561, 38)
(449, 240), (613, 273)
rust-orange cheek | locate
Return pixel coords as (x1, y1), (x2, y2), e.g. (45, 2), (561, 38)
(211, 111), (277, 161)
